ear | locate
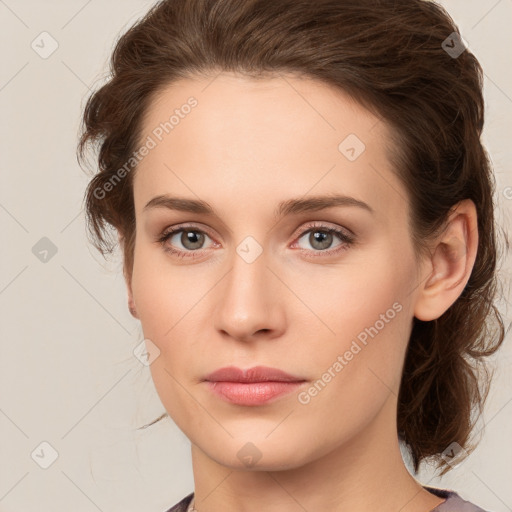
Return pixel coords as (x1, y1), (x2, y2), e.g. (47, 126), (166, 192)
(414, 199), (478, 321)
(118, 231), (139, 319)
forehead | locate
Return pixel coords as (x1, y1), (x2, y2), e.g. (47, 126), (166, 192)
(133, 72), (408, 223)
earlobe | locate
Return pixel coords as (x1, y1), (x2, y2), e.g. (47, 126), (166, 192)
(118, 231), (139, 319)
(128, 293), (139, 319)
(413, 199), (478, 321)
(124, 269), (139, 319)
(125, 273), (139, 319)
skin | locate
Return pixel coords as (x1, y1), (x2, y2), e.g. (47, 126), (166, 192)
(124, 72), (478, 512)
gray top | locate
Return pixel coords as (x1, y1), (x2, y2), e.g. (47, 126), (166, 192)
(164, 486), (491, 512)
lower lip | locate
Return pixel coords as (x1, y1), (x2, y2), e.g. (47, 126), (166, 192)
(206, 381), (304, 406)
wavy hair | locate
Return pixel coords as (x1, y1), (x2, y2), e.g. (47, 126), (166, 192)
(77, 0), (506, 475)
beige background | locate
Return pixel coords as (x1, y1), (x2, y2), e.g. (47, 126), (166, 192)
(0, 1), (511, 511)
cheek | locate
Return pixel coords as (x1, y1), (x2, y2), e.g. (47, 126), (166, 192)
(290, 247), (413, 340)
(130, 248), (210, 430)
(130, 242), (193, 341)
(129, 242), (217, 382)
(291, 272), (413, 447)
(294, 250), (415, 397)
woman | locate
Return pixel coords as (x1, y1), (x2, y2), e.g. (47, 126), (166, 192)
(77, 0), (506, 510)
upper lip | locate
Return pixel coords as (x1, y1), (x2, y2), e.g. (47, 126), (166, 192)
(204, 366), (305, 383)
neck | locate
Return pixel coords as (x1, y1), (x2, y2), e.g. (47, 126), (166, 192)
(188, 396), (445, 512)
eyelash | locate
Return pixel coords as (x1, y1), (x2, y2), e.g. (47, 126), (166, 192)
(157, 222), (355, 260)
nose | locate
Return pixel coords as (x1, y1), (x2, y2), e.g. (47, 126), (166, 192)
(213, 247), (286, 343)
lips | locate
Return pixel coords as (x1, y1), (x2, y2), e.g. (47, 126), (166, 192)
(205, 365), (304, 383)
(204, 366), (306, 406)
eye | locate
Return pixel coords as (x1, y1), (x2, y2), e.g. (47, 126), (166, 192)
(293, 223), (355, 257)
(158, 225), (216, 259)
(157, 222), (355, 260)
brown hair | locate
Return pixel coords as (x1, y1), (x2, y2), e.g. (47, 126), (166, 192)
(77, 0), (506, 475)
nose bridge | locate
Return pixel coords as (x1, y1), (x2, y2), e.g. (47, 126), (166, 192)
(214, 240), (282, 340)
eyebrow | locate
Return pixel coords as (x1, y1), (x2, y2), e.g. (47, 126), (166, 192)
(143, 193), (374, 219)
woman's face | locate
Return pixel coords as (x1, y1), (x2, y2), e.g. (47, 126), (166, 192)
(128, 72), (424, 469)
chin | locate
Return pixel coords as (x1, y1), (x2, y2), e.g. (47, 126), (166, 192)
(195, 434), (316, 471)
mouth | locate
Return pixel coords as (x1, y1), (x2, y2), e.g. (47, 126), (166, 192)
(204, 366), (307, 406)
